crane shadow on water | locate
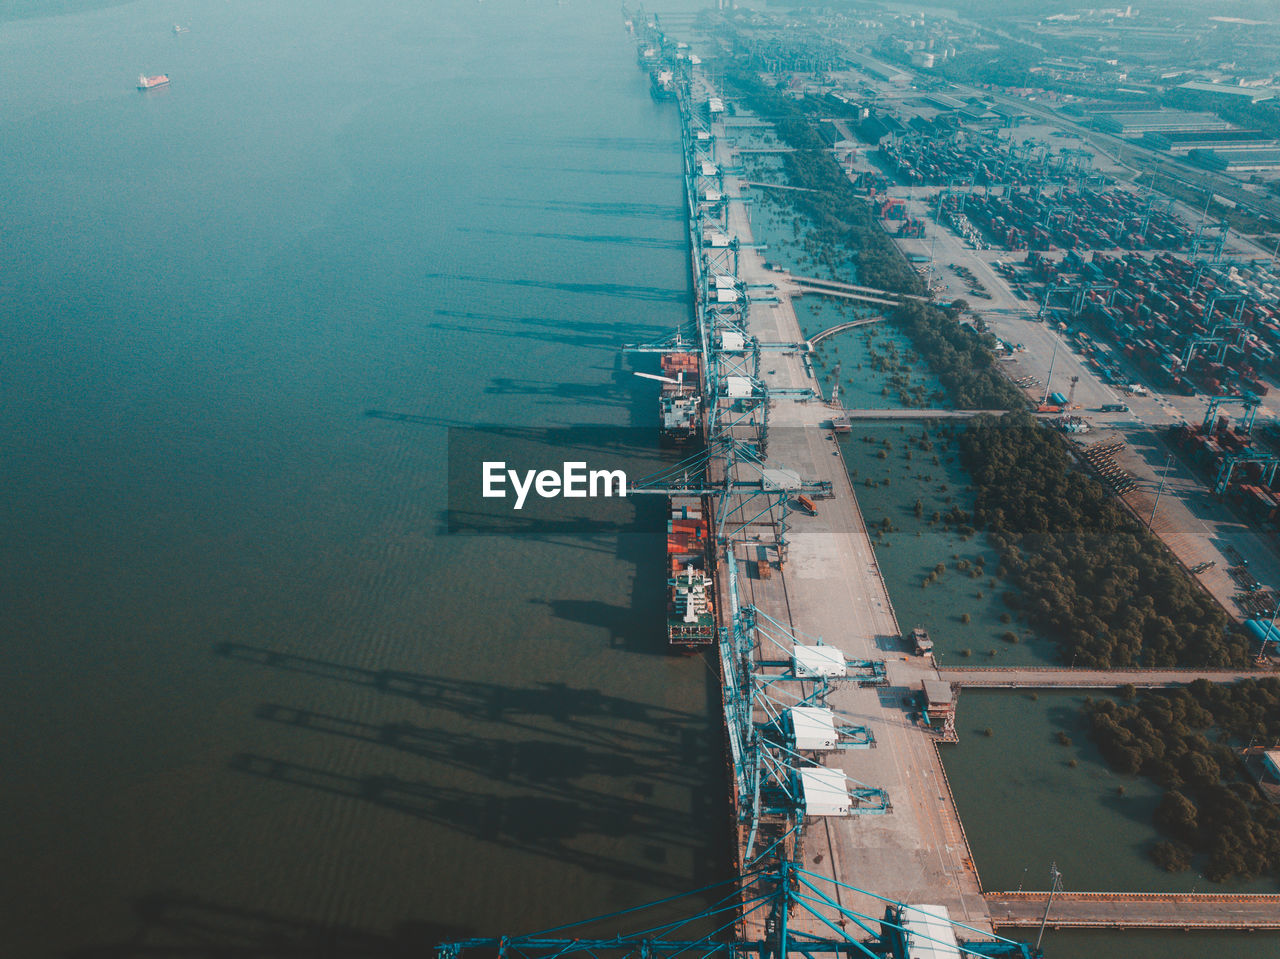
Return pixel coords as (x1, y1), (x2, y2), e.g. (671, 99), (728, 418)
(420, 271), (688, 305)
(242, 701), (717, 871)
(213, 644), (715, 761)
(429, 307), (666, 352)
(228, 752), (707, 889)
(214, 647), (728, 886)
(251, 703), (697, 787)
(485, 197), (683, 220)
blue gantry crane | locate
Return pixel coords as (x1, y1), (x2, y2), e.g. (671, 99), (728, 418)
(436, 859), (1041, 959)
(590, 60), (1039, 959)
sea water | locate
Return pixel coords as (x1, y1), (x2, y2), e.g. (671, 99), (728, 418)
(0, 1), (724, 954)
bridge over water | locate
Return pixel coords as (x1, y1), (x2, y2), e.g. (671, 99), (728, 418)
(808, 316), (885, 345)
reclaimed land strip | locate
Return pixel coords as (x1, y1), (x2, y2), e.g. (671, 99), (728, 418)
(702, 76), (994, 935)
(986, 891), (1280, 930)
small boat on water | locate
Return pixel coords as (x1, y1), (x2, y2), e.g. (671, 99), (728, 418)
(137, 74), (170, 90)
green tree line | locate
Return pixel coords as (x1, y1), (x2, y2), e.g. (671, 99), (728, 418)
(1088, 680), (1280, 881)
(960, 412), (1249, 668)
(892, 300), (1025, 410)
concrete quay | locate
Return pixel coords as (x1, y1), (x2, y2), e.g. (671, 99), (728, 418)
(708, 109), (994, 935)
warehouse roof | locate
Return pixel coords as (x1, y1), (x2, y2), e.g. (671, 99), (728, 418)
(902, 905), (961, 959)
(1264, 750), (1280, 780)
(1178, 81), (1274, 103)
(1094, 110), (1234, 135)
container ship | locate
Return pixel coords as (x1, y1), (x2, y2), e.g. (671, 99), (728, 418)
(667, 496), (716, 651)
(658, 350), (702, 447)
(137, 74), (170, 90)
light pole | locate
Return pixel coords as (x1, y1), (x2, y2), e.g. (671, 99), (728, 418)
(1035, 862), (1063, 952)
(1149, 454), (1173, 528)
(1042, 335), (1060, 407)
(1260, 598), (1280, 663)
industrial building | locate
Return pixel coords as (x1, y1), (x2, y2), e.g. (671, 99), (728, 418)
(1190, 148), (1280, 173)
(1143, 128), (1280, 155)
(1094, 109), (1235, 137)
(1266, 750), (1280, 781)
(924, 92), (966, 111)
(920, 680), (956, 740)
(1177, 80), (1275, 104)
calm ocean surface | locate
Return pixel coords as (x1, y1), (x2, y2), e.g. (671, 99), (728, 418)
(0, 1), (724, 954)
(10, 4), (1278, 958)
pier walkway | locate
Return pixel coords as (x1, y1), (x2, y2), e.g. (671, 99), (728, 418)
(985, 891), (1280, 930)
(776, 405), (1007, 431)
(785, 273), (931, 304)
(738, 180), (818, 193)
(790, 284), (902, 307)
(932, 665), (1270, 688)
(835, 408), (1006, 420)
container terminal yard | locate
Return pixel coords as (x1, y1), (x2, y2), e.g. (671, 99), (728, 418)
(438, 11), (1280, 959)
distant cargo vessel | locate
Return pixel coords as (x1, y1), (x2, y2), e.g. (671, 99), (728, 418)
(137, 74), (170, 90)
